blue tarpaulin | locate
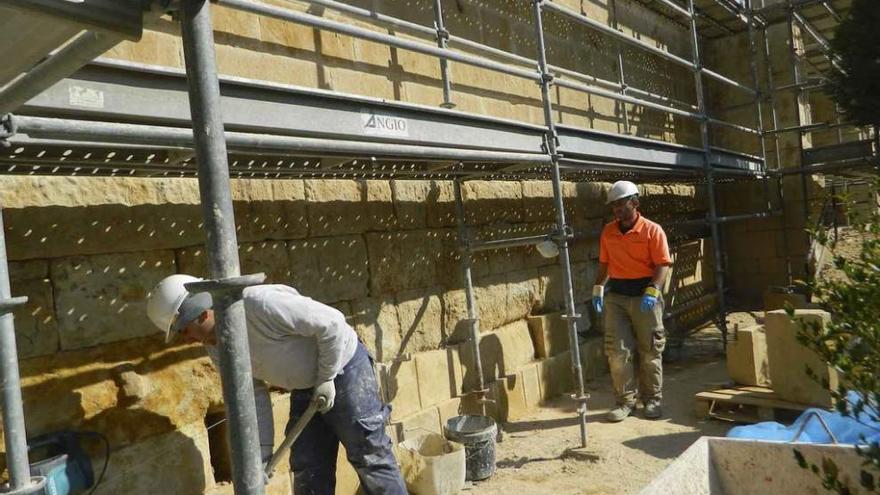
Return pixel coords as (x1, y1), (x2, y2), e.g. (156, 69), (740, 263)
(727, 392), (880, 445)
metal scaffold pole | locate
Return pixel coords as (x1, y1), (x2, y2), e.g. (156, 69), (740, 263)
(759, 9), (794, 284)
(453, 179), (489, 416)
(787, 6), (812, 278)
(532, 0), (589, 448)
(179, 1), (264, 494)
(0, 208), (42, 493)
(431, 0), (455, 109)
(686, 0), (729, 345)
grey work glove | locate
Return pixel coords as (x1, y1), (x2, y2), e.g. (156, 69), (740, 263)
(314, 380), (336, 414)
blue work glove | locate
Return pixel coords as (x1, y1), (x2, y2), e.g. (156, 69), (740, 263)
(641, 286), (662, 313)
(592, 285), (605, 314)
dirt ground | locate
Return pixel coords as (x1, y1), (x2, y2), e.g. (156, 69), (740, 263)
(468, 318), (751, 495)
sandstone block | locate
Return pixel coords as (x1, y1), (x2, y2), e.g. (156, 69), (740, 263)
(763, 290), (817, 313)
(366, 231), (442, 294)
(436, 397), (463, 427)
(765, 310), (838, 407)
(282, 235), (370, 303)
(415, 348), (462, 408)
(90, 422), (212, 495)
(579, 336), (608, 382)
(390, 406), (441, 443)
(304, 179), (365, 236)
(11, 278), (58, 359)
(726, 325), (770, 387)
(206, 472), (291, 495)
(527, 312), (570, 359)
(51, 251), (176, 350)
(385, 359), (421, 421)
(469, 320), (535, 385)
(426, 181), (456, 228)
(351, 298), (401, 363)
(541, 351), (574, 399)
(396, 289), (443, 355)
(392, 180), (432, 229)
(496, 372), (531, 421)
(520, 362), (543, 408)
(462, 181), (524, 224)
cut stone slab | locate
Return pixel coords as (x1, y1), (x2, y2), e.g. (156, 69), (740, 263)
(384, 359), (422, 421)
(10, 277), (59, 359)
(51, 250), (176, 350)
(726, 325), (770, 387)
(765, 310), (838, 407)
(527, 312), (570, 358)
(390, 406), (441, 443)
(763, 289), (818, 312)
(415, 348), (463, 408)
(520, 362), (543, 408)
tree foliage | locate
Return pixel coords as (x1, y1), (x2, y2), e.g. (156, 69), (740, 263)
(827, 0), (880, 127)
(791, 180), (880, 493)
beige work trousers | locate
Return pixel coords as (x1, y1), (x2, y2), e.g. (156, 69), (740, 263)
(604, 292), (666, 406)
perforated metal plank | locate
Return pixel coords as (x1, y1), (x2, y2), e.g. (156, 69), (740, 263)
(22, 61), (547, 156)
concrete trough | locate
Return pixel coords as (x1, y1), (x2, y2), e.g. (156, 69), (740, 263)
(640, 437), (864, 495)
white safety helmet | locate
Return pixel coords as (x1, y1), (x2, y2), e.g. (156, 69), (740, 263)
(536, 239), (559, 258)
(146, 274), (212, 343)
(606, 180), (640, 204)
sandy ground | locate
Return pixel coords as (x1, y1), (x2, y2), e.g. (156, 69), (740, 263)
(468, 322), (741, 495)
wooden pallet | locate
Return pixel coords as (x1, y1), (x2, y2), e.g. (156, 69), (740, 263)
(694, 385), (814, 423)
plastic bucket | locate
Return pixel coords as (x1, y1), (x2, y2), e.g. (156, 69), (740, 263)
(444, 415), (497, 481)
(398, 433), (465, 495)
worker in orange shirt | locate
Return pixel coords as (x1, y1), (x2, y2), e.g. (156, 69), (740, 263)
(593, 181), (672, 422)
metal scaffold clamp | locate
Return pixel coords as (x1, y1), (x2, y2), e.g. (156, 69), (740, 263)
(0, 296), (28, 315)
(184, 273), (267, 300)
(0, 114), (16, 148)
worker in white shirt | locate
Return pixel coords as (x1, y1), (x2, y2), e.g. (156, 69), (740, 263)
(147, 275), (407, 495)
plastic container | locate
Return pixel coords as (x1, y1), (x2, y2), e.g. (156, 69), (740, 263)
(398, 433), (465, 495)
(444, 415), (497, 481)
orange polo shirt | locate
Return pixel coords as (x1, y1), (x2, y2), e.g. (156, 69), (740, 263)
(599, 214), (672, 279)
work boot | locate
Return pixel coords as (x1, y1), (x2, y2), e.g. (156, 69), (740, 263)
(643, 400), (662, 419)
(606, 404), (634, 423)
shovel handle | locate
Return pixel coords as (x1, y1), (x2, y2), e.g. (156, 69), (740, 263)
(264, 396), (327, 477)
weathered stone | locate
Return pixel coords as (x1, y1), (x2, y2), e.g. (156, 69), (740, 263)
(415, 348), (462, 408)
(541, 351), (574, 399)
(527, 311), (570, 359)
(463, 320), (535, 386)
(765, 310), (838, 407)
(304, 179), (365, 236)
(520, 362), (543, 408)
(436, 397), (463, 428)
(11, 278), (59, 359)
(579, 336), (608, 382)
(206, 471), (291, 495)
(366, 231), (442, 294)
(351, 297), (401, 363)
(396, 289), (443, 355)
(91, 422), (213, 495)
(726, 325), (771, 387)
(392, 180), (432, 229)
(9, 260), (49, 280)
(390, 406), (442, 443)
(462, 181), (524, 224)
(384, 359), (421, 421)
(51, 251), (177, 350)
(497, 371), (531, 421)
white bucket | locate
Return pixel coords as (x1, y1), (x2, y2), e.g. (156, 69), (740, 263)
(398, 433), (466, 495)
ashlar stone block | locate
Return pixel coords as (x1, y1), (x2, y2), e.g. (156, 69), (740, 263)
(765, 310), (838, 407)
(415, 348), (463, 408)
(51, 251), (176, 350)
(726, 325), (770, 387)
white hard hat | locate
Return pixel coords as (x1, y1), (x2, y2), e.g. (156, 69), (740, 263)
(146, 274), (211, 343)
(606, 180), (640, 204)
(536, 240), (559, 258)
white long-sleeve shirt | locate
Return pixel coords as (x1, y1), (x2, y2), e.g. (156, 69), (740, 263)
(205, 284), (359, 461)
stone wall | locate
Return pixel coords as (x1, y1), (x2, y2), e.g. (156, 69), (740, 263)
(707, 23), (825, 302)
(105, 0), (701, 145)
(0, 175), (710, 494)
(0, 0), (730, 492)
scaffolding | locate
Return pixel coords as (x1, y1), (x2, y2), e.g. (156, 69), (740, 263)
(0, 0), (867, 493)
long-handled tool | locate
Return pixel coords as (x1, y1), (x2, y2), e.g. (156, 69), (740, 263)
(264, 396), (327, 478)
